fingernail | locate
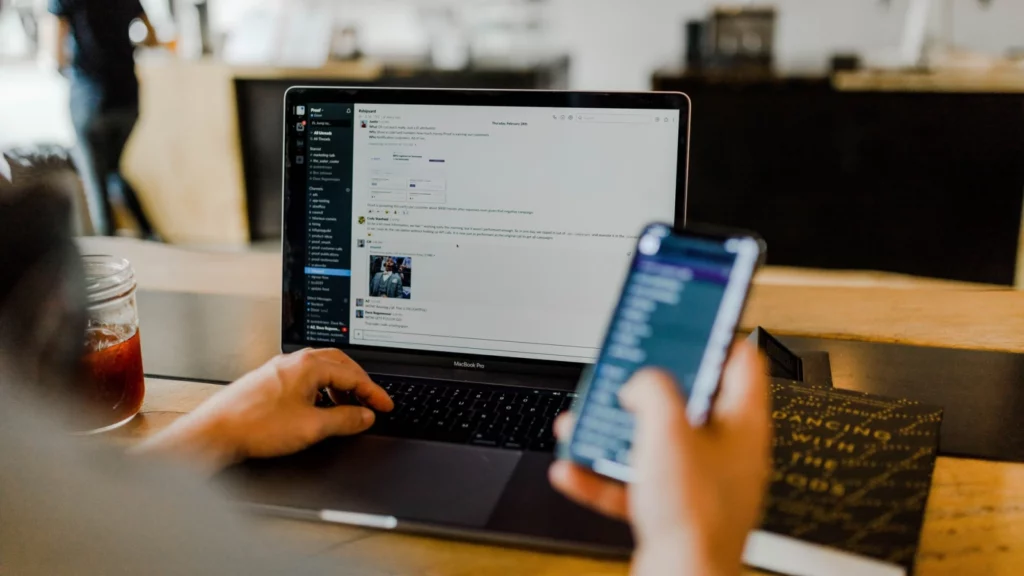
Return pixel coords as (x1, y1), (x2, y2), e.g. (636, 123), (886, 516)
(361, 408), (375, 425)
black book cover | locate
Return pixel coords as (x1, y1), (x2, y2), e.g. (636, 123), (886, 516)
(763, 379), (944, 572)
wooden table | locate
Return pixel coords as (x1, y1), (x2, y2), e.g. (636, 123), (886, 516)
(87, 238), (1024, 575)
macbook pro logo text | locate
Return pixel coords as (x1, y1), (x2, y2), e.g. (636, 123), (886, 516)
(454, 360), (485, 370)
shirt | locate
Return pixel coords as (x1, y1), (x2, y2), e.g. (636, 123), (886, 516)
(49, 0), (143, 106)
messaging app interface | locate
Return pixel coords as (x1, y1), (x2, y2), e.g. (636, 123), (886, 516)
(301, 103), (680, 362)
(571, 235), (738, 471)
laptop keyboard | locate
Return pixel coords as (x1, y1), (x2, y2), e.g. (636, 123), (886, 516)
(327, 376), (578, 452)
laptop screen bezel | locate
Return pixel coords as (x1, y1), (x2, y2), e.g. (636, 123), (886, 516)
(281, 87), (690, 377)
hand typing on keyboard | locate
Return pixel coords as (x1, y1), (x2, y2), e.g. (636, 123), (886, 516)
(134, 348), (393, 474)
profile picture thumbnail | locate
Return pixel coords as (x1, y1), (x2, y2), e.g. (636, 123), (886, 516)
(357, 239), (365, 248)
(369, 255), (412, 299)
(355, 310), (364, 319)
(355, 298), (364, 307)
(360, 120), (367, 128)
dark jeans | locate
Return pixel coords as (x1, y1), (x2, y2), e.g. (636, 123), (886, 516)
(70, 75), (153, 236)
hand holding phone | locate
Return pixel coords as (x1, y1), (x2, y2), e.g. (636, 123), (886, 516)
(560, 223), (763, 483)
(550, 343), (771, 575)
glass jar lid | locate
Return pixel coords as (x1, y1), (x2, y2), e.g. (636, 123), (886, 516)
(82, 255), (136, 305)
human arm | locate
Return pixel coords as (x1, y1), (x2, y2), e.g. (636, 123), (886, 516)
(52, 15), (70, 71)
(0, 370), (345, 576)
(550, 343), (771, 576)
(46, 0), (71, 71)
(132, 348), (393, 475)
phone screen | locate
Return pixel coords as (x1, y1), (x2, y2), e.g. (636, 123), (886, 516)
(564, 224), (761, 482)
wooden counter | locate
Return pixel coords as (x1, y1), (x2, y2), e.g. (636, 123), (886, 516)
(85, 237), (1024, 575)
(833, 69), (1024, 93)
(121, 58), (384, 247)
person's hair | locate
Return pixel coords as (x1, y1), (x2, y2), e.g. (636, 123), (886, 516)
(0, 177), (87, 399)
(1, 145), (91, 234)
(1, 145), (79, 188)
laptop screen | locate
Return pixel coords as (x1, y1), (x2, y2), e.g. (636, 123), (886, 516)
(282, 89), (688, 367)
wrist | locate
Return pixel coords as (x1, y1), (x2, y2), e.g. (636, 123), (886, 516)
(634, 532), (741, 576)
(132, 410), (241, 475)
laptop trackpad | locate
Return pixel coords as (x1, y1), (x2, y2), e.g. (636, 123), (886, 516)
(219, 435), (522, 528)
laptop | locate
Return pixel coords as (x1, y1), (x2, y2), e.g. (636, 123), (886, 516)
(220, 87), (691, 556)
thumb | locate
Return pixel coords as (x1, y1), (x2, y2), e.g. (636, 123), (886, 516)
(617, 369), (697, 540)
(316, 405), (376, 438)
(619, 369), (695, 470)
(709, 342), (769, 436)
(619, 368), (693, 441)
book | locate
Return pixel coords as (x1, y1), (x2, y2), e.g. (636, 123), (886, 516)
(744, 379), (943, 576)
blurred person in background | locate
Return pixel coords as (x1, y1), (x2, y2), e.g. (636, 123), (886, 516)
(50, 0), (157, 238)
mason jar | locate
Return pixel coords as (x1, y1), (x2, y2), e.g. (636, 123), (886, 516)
(79, 255), (146, 433)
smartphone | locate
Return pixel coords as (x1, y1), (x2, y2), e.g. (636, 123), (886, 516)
(561, 223), (764, 483)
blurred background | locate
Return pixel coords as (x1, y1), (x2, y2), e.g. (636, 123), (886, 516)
(2, 0), (1023, 286)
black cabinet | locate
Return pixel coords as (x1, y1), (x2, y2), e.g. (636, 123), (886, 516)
(655, 72), (1024, 285)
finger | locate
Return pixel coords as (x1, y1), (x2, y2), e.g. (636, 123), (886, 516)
(305, 347), (372, 381)
(708, 342), (769, 434)
(306, 347), (359, 367)
(548, 461), (629, 521)
(618, 369), (695, 513)
(296, 353), (394, 412)
(324, 363), (394, 412)
(315, 405), (376, 438)
(315, 350), (395, 412)
(553, 412), (574, 439)
(619, 368), (693, 442)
